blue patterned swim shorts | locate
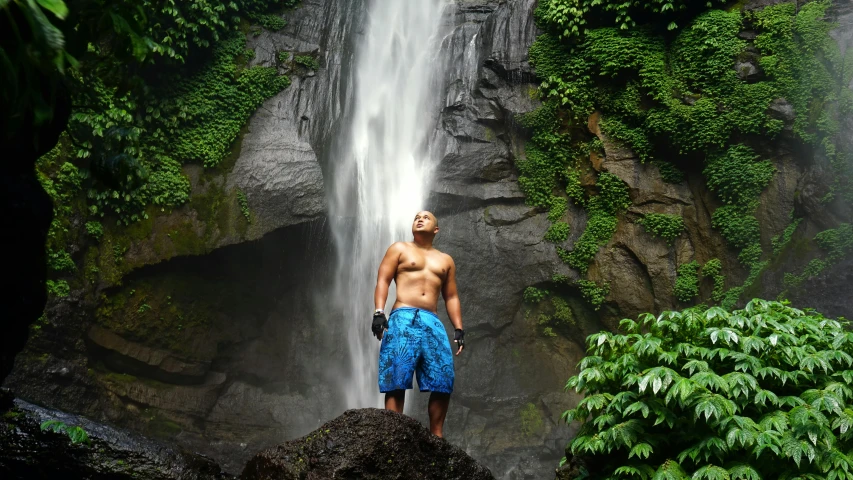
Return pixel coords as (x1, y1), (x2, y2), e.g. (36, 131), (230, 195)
(378, 307), (455, 394)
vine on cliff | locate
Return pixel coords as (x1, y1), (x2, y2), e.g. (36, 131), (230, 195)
(522, 0), (849, 311)
(36, 0), (300, 300)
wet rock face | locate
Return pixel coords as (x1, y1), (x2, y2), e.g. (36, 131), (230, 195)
(0, 395), (229, 480)
(241, 409), (494, 480)
(227, 0), (366, 236)
(5, 220), (339, 473)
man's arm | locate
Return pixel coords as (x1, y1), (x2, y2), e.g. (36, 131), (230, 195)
(442, 256), (464, 355)
(374, 243), (403, 311)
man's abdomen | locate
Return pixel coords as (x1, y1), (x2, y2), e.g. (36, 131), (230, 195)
(393, 272), (442, 312)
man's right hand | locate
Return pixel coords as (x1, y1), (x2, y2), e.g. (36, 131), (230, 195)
(371, 312), (388, 340)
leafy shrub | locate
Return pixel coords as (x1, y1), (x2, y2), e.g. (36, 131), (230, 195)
(250, 13), (286, 31)
(814, 223), (853, 261)
(551, 297), (574, 325)
(576, 279), (609, 311)
(562, 300), (853, 478)
(704, 145), (775, 207)
(737, 242), (763, 268)
(47, 249), (75, 272)
(565, 173), (630, 272)
(545, 221), (571, 243)
(524, 287), (550, 304)
(46, 280), (70, 298)
(566, 213), (618, 273)
(277, 51), (290, 64)
(710, 206), (761, 251)
(701, 259), (725, 303)
(536, 0), (728, 39)
(85, 221), (104, 241)
(549, 196), (569, 222)
(784, 223), (853, 288)
(637, 213), (685, 245)
(294, 54), (320, 71)
(673, 261), (700, 302)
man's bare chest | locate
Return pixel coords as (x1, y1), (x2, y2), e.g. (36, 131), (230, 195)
(397, 250), (447, 280)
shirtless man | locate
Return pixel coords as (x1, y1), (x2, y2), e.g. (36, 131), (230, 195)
(371, 211), (464, 437)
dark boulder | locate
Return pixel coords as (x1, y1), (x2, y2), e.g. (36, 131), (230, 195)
(240, 408), (494, 480)
(0, 394), (229, 480)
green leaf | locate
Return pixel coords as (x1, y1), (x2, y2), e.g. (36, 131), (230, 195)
(729, 463), (764, 480)
(630, 442), (654, 460)
(35, 0), (68, 19)
(66, 426), (90, 444)
(691, 465), (730, 480)
(40, 419), (66, 433)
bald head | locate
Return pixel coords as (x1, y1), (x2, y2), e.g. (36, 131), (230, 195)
(412, 211), (439, 236)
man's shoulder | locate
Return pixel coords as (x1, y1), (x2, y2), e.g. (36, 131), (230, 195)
(388, 241), (411, 251)
(433, 249), (455, 264)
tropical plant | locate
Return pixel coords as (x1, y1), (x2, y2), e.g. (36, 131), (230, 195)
(561, 300), (853, 479)
(40, 419), (91, 445)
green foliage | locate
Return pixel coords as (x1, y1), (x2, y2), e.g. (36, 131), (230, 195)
(548, 197), (569, 222)
(814, 223), (853, 261)
(535, 0), (727, 39)
(525, 0), (848, 310)
(577, 280), (609, 311)
(565, 214), (618, 273)
(752, 2), (838, 145)
(40, 420), (91, 445)
(562, 300), (853, 478)
(237, 191), (252, 223)
(563, 173), (631, 273)
(249, 13), (286, 31)
(294, 54), (319, 71)
(66, 31), (289, 225)
(771, 217), (802, 255)
(784, 223), (853, 288)
(701, 259), (725, 303)
(551, 297), (574, 325)
(85, 221), (104, 241)
(48, 249), (75, 272)
(637, 213), (685, 245)
(545, 221), (570, 243)
(703, 145), (775, 207)
(674, 261), (700, 302)
(46, 279), (70, 298)
(278, 51), (291, 64)
(524, 287), (550, 304)
(720, 261), (767, 311)
(521, 403), (544, 437)
(654, 160), (685, 184)
(710, 206), (761, 251)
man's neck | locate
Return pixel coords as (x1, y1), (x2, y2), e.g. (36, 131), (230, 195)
(412, 234), (434, 249)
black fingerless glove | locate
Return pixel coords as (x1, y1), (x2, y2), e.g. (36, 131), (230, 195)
(371, 312), (388, 340)
(454, 329), (465, 348)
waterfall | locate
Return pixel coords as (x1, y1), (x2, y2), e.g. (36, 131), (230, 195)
(328, 0), (447, 408)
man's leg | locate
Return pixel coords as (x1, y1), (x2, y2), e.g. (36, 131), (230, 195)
(385, 390), (405, 413)
(428, 392), (450, 437)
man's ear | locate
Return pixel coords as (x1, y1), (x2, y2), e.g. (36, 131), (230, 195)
(434, 226), (440, 234)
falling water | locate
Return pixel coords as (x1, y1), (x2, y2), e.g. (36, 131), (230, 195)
(328, 0), (447, 408)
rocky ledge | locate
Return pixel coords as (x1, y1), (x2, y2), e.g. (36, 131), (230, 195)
(241, 408), (495, 480)
(0, 390), (229, 480)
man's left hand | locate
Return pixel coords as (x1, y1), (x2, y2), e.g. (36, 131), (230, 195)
(454, 329), (465, 355)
